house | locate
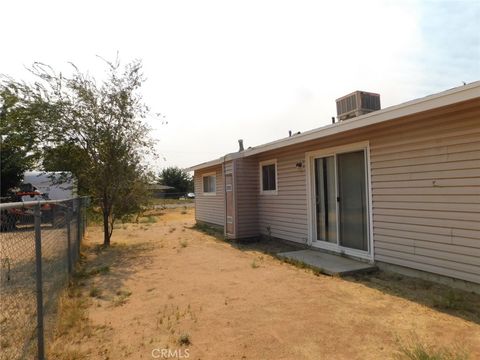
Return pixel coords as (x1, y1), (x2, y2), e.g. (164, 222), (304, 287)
(187, 82), (480, 286)
(147, 184), (175, 198)
(23, 171), (77, 200)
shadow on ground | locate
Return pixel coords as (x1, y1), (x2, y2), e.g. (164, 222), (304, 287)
(74, 242), (155, 303)
(191, 225), (480, 326)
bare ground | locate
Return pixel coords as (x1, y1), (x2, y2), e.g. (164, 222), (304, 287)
(49, 208), (480, 359)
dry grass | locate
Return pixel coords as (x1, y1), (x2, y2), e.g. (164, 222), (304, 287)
(396, 338), (469, 360)
(112, 289), (132, 307)
(47, 284), (91, 359)
(45, 208), (480, 360)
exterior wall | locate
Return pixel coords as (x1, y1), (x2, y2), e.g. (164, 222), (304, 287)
(234, 158), (259, 238)
(193, 98), (480, 283)
(256, 152), (309, 243)
(194, 165), (224, 227)
(252, 98), (480, 283)
(369, 106), (480, 284)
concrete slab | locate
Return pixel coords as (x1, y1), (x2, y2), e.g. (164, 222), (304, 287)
(277, 249), (377, 276)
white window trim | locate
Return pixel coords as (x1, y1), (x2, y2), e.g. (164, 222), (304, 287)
(305, 141), (373, 262)
(259, 159), (278, 195)
(202, 172), (217, 196)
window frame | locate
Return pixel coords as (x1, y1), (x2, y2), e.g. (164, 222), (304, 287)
(259, 159), (278, 195)
(202, 172), (217, 195)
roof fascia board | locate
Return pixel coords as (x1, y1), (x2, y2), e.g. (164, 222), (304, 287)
(187, 81), (480, 171)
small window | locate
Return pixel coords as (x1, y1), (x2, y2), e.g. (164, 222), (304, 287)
(202, 174), (216, 194)
(260, 160), (277, 194)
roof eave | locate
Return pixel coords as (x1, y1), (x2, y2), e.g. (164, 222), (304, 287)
(187, 81), (480, 171)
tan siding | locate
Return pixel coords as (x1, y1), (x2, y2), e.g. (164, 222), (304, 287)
(194, 166), (224, 227)
(194, 98), (480, 283)
(257, 153), (308, 244)
(370, 106), (480, 284)
(224, 161), (233, 174)
(235, 158), (259, 238)
(253, 99), (480, 283)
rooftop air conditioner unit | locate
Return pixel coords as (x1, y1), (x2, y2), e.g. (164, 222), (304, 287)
(336, 91), (381, 121)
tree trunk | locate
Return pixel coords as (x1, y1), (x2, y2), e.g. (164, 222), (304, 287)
(103, 209), (110, 246)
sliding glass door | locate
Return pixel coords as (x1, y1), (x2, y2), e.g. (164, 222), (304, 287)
(337, 151), (368, 251)
(314, 156), (337, 243)
(312, 148), (369, 254)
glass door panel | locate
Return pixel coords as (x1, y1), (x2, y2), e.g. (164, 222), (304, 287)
(314, 156), (337, 243)
(337, 150), (368, 251)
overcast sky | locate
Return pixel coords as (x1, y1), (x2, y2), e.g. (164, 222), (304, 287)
(2, 0), (479, 170)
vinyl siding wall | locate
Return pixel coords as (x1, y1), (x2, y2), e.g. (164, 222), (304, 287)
(369, 106), (480, 284)
(194, 165), (224, 227)
(235, 158), (259, 238)
(193, 99), (480, 283)
(256, 153), (309, 243)
(253, 99), (480, 283)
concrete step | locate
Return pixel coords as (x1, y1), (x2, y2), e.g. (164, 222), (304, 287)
(277, 249), (377, 276)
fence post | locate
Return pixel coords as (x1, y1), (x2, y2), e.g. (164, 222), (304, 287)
(83, 198), (87, 237)
(66, 206), (72, 275)
(77, 198), (82, 255)
(34, 203), (45, 360)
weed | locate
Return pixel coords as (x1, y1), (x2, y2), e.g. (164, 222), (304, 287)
(1, 338), (10, 349)
(251, 259), (259, 269)
(178, 333), (191, 346)
(75, 265), (110, 279)
(266, 225), (272, 240)
(395, 339), (468, 360)
(139, 216), (157, 224)
(113, 289), (132, 306)
(432, 290), (465, 310)
(180, 240), (188, 248)
(279, 257), (325, 276)
(89, 286), (102, 298)
(56, 288), (89, 336)
(191, 222), (224, 240)
(89, 266), (110, 276)
(148, 216), (157, 223)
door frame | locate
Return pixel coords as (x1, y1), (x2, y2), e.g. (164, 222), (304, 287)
(223, 161), (237, 239)
(305, 141), (374, 261)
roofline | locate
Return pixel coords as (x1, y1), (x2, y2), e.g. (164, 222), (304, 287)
(187, 81), (480, 172)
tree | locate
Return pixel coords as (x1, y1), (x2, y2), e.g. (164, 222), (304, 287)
(0, 86), (44, 196)
(2, 58), (155, 245)
(159, 166), (193, 195)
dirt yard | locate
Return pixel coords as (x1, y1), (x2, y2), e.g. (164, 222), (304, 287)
(49, 208), (480, 360)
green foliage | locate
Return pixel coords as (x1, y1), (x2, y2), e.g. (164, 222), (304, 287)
(178, 333), (191, 346)
(1, 57), (155, 245)
(396, 340), (469, 360)
(0, 144), (28, 196)
(432, 290), (465, 310)
(0, 87), (43, 195)
(192, 222), (225, 240)
(158, 166), (193, 195)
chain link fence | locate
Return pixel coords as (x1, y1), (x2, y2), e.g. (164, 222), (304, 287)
(0, 197), (88, 360)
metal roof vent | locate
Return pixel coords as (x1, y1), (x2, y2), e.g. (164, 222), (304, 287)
(336, 91), (381, 121)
